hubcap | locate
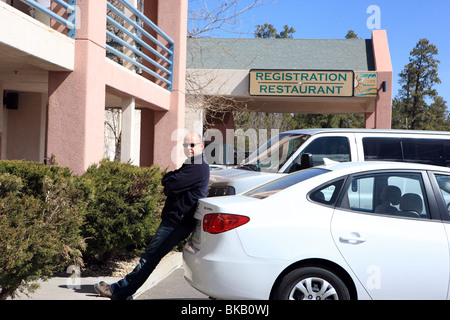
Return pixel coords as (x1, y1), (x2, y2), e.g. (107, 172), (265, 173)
(288, 277), (339, 300)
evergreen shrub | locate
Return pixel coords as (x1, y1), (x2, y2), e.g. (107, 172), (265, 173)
(0, 159), (166, 299)
(0, 161), (86, 300)
(78, 159), (165, 263)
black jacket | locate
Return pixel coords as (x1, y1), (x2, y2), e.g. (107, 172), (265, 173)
(161, 154), (210, 227)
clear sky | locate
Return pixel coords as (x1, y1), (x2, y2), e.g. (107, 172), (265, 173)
(190, 0), (450, 107)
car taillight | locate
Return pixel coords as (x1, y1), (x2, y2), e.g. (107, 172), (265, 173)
(203, 213), (250, 234)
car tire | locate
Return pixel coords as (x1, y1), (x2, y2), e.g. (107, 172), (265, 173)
(273, 267), (351, 300)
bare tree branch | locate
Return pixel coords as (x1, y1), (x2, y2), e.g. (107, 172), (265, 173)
(188, 0), (266, 38)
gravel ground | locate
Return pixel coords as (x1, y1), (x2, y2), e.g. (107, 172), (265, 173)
(82, 253), (141, 278)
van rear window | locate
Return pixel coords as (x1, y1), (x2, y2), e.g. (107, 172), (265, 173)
(363, 137), (450, 167)
(363, 138), (402, 161)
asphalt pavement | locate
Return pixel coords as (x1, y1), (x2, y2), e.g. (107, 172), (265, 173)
(136, 268), (207, 300)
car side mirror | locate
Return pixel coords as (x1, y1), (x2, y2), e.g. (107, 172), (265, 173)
(301, 153), (313, 169)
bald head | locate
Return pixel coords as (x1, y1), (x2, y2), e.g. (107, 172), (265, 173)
(183, 132), (204, 158)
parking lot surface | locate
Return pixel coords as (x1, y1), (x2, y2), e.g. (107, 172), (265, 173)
(136, 268), (208, 300)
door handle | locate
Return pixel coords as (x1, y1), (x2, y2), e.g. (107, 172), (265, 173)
(339, 232), (366, 244)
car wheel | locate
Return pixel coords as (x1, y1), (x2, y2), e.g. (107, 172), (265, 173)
(273, 267), (351, 300)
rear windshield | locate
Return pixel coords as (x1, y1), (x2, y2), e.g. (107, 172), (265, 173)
(245, 168), (329, 199)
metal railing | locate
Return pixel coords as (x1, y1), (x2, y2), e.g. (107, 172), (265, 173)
(19, 0), (77, 39)
(106, 0), (174, 91)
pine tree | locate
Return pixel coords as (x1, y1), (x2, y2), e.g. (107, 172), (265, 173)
(254, 23), (295, 39)
(393, 38), (446, 130)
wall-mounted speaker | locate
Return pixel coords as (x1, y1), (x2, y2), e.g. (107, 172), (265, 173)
(3, 91), (19, 110)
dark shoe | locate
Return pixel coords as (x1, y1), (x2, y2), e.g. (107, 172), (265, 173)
(94, 281), (113, 299)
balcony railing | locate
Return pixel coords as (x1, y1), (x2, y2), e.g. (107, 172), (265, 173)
(8, 0), (174, 91)
(106, 0), (174, 91)
(18, 0), (77, 38)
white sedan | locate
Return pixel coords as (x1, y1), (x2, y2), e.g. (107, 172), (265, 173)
(183, 161), (450, 300)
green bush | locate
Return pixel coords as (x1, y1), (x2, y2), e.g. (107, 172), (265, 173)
(0, 159), (166, 299)
(0, 160), (73, 197)
(0, 161), (86, 300)
(78, 159), (166, 263)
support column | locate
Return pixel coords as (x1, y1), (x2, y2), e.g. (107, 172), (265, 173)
(365, 112), (375, 129)
(139, 0), (187, 170)
(121, 97), (140, 165)
(39, 93), (47, 162)
(139, 0), (157, 167)
(47, 0), (107, 174)
(140, 108), (154, 167)
(152, 0), (188, 170)
(205, 111), (236, 164)
(372, 30), (393, 129)
(0, 81), (6, 160)
(121, 0), (139, 165)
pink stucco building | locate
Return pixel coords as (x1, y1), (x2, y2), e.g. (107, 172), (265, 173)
(0, 0), (187, 174)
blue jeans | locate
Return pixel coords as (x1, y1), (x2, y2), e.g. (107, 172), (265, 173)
(110, 220), (194, 300)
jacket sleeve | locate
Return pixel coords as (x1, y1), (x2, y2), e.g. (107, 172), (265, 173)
(161, 170), (176, 187)
(163, 164), (205, 196)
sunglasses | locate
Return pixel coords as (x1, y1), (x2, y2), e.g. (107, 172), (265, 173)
(183, 143), (201, 148)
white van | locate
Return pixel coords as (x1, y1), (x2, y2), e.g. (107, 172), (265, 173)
(207, 128), (450, 196)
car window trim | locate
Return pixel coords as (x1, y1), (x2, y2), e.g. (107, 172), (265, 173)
(427, 171), (450, 221)
(422, 170), (442, 221)
(307, 176), (348, 208)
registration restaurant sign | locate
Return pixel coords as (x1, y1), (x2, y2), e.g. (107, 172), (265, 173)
(249, 70), (377, 98)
